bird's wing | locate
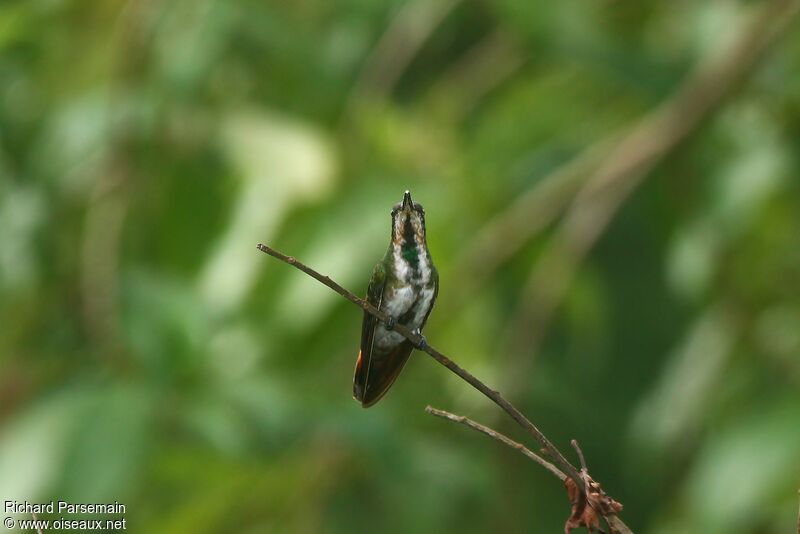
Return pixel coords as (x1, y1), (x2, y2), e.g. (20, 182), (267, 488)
(353, 261), (386, 403)
(357, 339), (414, 407)
(353, 263), (438, 407)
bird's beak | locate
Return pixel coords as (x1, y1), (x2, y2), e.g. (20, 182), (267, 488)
(402, 190), (413, 211)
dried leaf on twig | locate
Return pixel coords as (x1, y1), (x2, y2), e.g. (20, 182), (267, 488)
(564, 469), (622, 533)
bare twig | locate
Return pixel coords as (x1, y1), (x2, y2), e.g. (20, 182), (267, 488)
(571, 439), (588, 473)
(257, 242), (580, 483)
(426, 406), (630, 534)
(257, 242), (632, 532)
(425, 405), (565, 480)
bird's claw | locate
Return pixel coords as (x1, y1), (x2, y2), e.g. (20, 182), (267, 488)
(384, 316), (396, 330)
(412, 328), (428, 350)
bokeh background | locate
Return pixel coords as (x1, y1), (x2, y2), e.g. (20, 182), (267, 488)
(2, 0), (800, 532)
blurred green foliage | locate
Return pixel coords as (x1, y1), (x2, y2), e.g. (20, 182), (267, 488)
(1, 0), (800, 532)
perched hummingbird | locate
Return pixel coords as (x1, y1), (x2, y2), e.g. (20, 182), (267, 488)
(353, 190), (438, 407)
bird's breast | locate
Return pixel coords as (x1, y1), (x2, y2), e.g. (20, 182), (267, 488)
(383, 285), (416, 317)
(391, 242), (432, 286)
(374, 282), (435, 351)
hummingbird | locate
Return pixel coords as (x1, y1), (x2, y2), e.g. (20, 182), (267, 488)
(353, 190), (439, 407)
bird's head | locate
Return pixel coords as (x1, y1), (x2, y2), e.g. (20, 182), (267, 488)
(391, 190), (426, 247)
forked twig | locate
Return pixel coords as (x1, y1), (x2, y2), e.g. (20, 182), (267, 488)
(426, 406), (630, 534)
(257, 242), (632, 533)
(256, 243), (578, 479)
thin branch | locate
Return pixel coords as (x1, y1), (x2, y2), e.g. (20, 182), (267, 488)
(571, 439), (588, 473)
(257, 243), (630, 532)
(425, 405), (565, 481)
(426, 406), (631, 534)
(256, 242), (632, 533)
(257, 242), (579, 483)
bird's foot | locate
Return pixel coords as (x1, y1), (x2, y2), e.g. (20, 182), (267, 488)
(412, 328), (428, 350)
(384, 316), (396, 330)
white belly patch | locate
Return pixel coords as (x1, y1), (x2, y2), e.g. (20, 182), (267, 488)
(375, 284), (434, 349)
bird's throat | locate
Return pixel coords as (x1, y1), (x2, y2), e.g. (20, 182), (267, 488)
(401, 218), (420, 271)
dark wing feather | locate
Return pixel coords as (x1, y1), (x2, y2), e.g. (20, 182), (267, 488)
(358, 340), (414, 407)
(353, 262), (386, 403)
